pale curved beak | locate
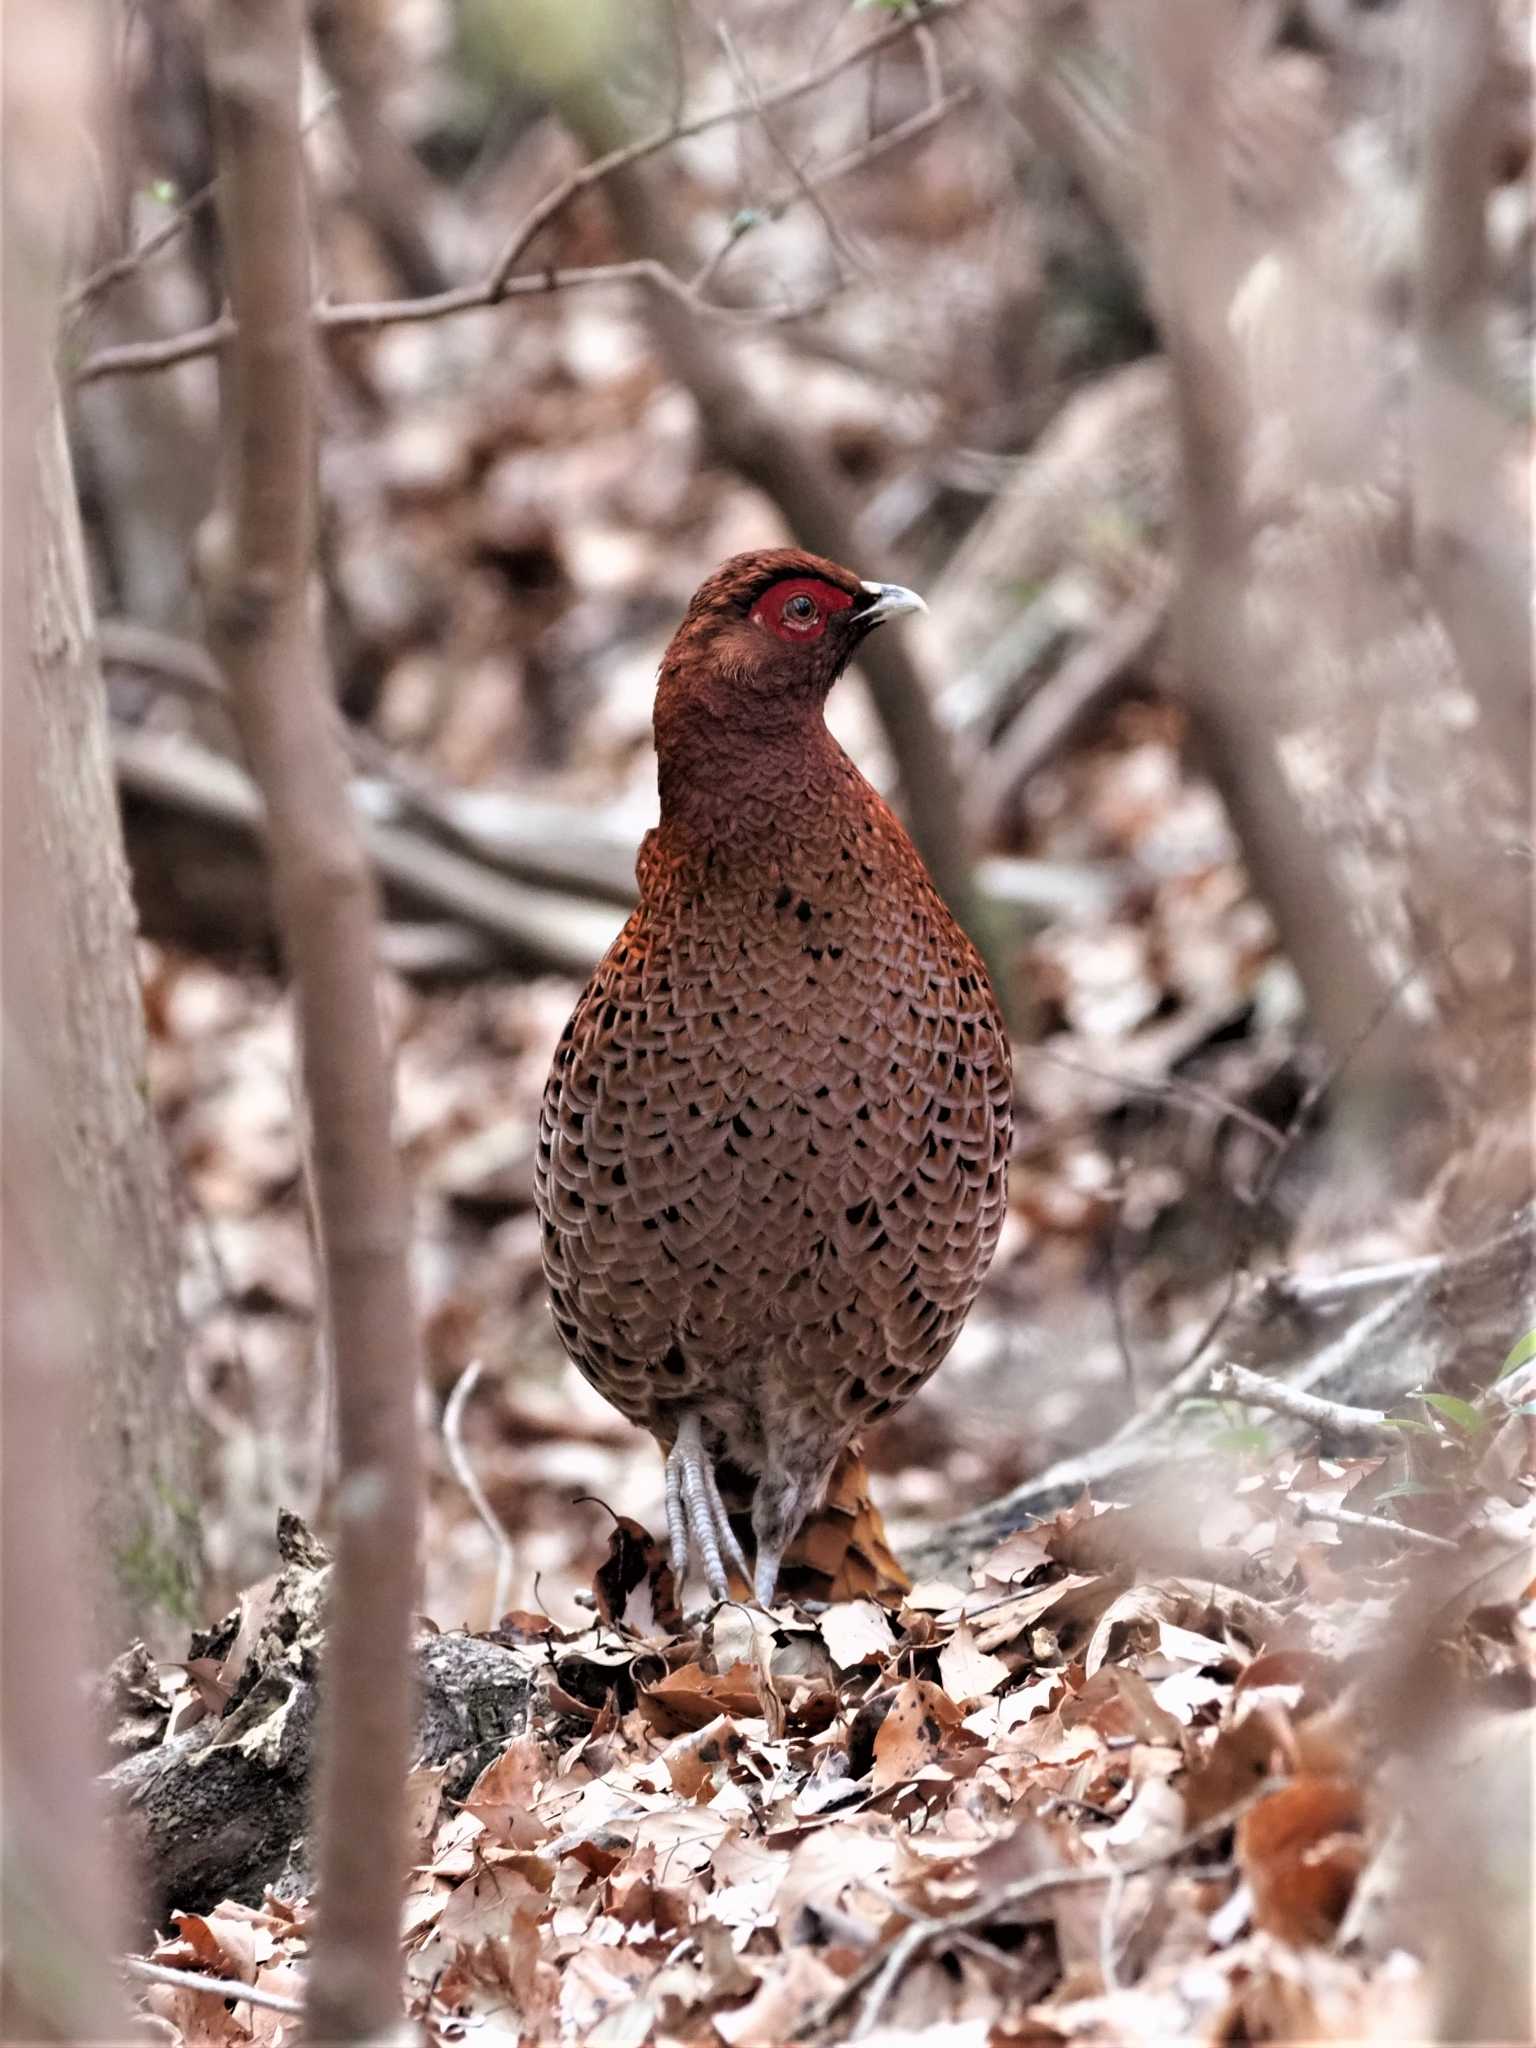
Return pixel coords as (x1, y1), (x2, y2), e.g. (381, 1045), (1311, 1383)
(858, 580), (927, 625)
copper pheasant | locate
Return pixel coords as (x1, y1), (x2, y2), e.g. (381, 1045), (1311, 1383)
(536, 549), (1012, 1604)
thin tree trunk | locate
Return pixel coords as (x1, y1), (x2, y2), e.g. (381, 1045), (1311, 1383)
(3, 40), (199, 1664)
(1023, 0), (1532, 1202)
(201, 1), (424, 2036)
(2, 0), (149, 2033)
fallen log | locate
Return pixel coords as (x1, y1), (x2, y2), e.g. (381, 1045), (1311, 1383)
(106, 1516), (542, 1923)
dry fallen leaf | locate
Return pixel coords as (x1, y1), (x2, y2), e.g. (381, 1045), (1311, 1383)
(871, 1678), (965, 1789)
(591, 1515), (682, 1638)
(637, 1661), (763, 1734)
(820, 1597), (898, 1672)
(939, 1621), (1012, 1704)
(462, 1732), (554, 1848)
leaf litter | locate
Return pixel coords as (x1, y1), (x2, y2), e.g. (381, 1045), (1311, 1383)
(130, 1454), (1536, 2045)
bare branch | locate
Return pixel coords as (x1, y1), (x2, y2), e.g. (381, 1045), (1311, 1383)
(716, 19), (865, 281)
(72, 5), (970, 384)
(692, 85), (973, 290)
(201, 2), (421, 2036)
(1299, 1505), (1460, 1555)
(73, 310), (235, 383)
(1258, 1252), (1450, 1313)
(972, 577), (1169, 841)
(1208, 1361), (1391, 1440)
(441, 1361), (516, 1628)
(65, 182), (222, 320)
(809, 1792), (1269, 2039)
(124, 1960), (305, 2020)
(72, 261), (828, 382)
(63, 91), (338, 322)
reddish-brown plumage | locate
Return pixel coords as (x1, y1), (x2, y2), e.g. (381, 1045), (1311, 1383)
(536, 549), (1011, 1603)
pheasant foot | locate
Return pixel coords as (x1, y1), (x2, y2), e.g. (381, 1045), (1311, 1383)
(664, 1412), (751, 1602)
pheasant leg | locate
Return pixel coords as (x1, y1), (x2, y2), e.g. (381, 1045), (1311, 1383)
(752, 1460), (826, 1609)
(664, 1412), (751, 1602)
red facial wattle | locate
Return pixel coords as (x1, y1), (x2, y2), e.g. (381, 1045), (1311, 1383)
(749, 576), (856, 645)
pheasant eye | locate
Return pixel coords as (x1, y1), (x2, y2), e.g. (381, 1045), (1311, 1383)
(748, 574), (851, 642)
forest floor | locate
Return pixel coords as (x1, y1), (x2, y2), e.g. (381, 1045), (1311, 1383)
(97, 12), (1536, 2026)
(124, 675), (1535, 2043)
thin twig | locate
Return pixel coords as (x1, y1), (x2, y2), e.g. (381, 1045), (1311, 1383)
(1105, 1177), (1139, 1403)
(1298, 1504), (1459, 1555)
(692, 86), (972, 290)
(913, 20), (946, 111)
(67, 188), (221, 320)
(809, 1791), (1264, 2039)
(1208, 1362), (1390, 1441)
(973, 580), (1170, 838)
(1133, 946), (1458, 1436)
(72, 257), (830, 381)
(1022, 1037), (1287, 1154)
(64, 93), (338, 321)
(442, 1360), (516, 1627)
(1257, 1253), (1450, 1314)
(73, 5), (968, 385)
(1128, 1260), (1415, 1455)
(664, 0), (689, 131)
(124, 1959), (305, 2018)
(488, 0), (958, 292)
(716, 20), (865, 279)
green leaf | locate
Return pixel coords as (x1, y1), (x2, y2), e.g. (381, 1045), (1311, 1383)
(1423, 1393), (1487, 1436)
(1496, 1329), (1536, 1380)
(1208, 1424), (1273, 1457)
(1378, 1415), (1436, 1436)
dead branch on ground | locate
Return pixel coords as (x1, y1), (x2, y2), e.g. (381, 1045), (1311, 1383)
(112, 721), (622, 972)
(104, 1517), (537, 1921)
(914, 1203), (1534, 1574)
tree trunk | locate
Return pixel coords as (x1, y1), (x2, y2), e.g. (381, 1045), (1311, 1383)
(3, 0), (174, 2030)
(9, 392), (200, 1656)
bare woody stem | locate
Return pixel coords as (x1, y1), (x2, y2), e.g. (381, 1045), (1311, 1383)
(201, 3), (421, 2039)
(71, 3), (968, 386)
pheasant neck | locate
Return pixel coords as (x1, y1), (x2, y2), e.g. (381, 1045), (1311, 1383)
(655, 706), (855, 860)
